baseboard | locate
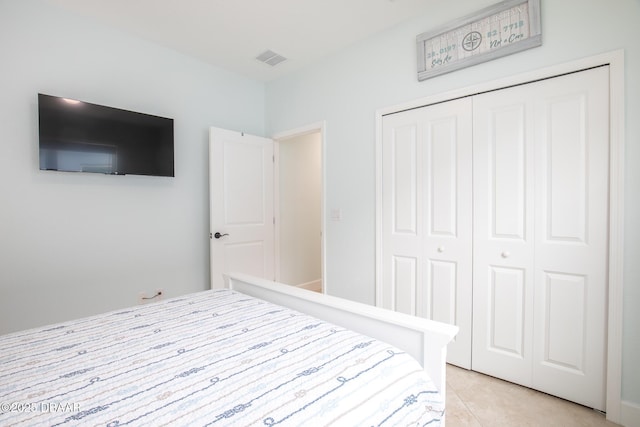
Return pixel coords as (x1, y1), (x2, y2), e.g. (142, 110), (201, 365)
(621, 400), (640, 427)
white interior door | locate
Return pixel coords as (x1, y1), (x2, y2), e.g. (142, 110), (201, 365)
(209, 127), (274, 289)
(380, 98), (473, 368)
(472, 66), (609, 410)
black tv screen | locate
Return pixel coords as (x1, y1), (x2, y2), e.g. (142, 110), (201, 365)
(38, 94), (174, 177)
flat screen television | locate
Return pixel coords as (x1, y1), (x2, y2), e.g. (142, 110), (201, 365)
(38, 93), (174, 177)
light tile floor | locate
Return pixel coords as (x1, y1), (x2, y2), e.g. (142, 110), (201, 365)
(446, 364), (620, 426)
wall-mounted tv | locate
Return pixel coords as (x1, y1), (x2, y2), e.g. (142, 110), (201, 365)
(38, 94), (174, 177)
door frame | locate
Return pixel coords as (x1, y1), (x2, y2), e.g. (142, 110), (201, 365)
(272, 121), (327, 293)
(374, 50), (625, 423)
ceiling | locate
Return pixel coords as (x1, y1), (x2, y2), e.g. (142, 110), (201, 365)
(47, 0), (434, 82)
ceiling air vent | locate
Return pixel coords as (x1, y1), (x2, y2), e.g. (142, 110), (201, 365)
(256, 50), (287, 67)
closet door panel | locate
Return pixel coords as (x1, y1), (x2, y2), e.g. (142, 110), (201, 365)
(381, 121), (422, 313)
(381, 99), (473, 368)
(491, 105), (528, 239)
(392, 255), (418, 315)
(421, 99), (473, 368)
(487, 266), (527, 357)
(541, 272), (587, 370)
(392, 125), (419, 235)
(426, 259), (457, 325)
(472, 87), (535, 385)
(545, 95), (588, 241)
(532, 66), (609, 411)
(428, 117), (458, 236)
(473, 66), (609, 408)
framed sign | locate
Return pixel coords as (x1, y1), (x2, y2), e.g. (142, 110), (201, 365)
(416, 0), (541, 81)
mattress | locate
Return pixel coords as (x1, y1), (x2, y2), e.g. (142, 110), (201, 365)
(0, 289), (444, 426)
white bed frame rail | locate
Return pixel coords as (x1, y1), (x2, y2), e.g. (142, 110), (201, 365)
(225, 273), (458, 399)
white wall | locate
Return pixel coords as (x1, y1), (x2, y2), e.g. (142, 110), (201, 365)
(2, 0), (639, 417)
(265, 0), (640, 413)
(277, 132), (322, 286)
(0, 0), (265, 333)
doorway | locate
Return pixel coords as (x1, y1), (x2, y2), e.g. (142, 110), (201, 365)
(274, 124), (325, 293)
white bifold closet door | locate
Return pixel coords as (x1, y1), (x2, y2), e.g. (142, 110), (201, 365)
(380, 98), (473, 369)
(380, 66), (609, 410)
(472, 66), (609, 411)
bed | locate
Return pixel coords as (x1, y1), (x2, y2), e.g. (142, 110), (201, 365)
(0, 273), (458, 426)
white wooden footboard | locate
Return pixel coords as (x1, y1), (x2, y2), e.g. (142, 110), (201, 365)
(225, 273), (458, 400)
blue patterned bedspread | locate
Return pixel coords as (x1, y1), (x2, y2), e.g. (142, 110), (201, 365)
(0, 289), (443, 426)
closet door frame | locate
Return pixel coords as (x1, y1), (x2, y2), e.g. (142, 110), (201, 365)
(374, 49), (625, 423)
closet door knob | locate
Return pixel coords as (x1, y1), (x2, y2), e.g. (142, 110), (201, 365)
(437, 246), (445, 253)
(501, 251), (510, 258)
